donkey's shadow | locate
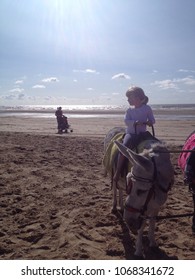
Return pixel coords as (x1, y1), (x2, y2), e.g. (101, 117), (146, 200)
(114, 210), (178, 260)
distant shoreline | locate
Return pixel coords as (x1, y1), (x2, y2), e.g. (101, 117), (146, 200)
(0, 111), (195, 145)
(0, 108), (195, 117)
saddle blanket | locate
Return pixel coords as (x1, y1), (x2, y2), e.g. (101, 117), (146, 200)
(103, 132), (156, 175)
(102, 133), (124, 175)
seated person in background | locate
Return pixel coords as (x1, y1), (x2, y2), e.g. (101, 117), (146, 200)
(55, 107), (63, 133)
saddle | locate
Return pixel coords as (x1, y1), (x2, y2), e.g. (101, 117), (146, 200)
(103, 131), (158, 177)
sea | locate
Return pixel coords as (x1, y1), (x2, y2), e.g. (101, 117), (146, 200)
(0, 104), (195, 120)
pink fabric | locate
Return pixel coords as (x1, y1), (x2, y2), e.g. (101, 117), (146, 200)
(178, 132), (195, 172)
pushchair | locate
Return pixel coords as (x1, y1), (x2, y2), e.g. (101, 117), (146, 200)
(58, 115), (73, 134)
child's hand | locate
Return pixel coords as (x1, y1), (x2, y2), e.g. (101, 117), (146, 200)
(134, 120), (143, 126)
(146, 121), (153, 127)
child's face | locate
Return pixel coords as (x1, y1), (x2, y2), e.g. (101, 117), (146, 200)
(127, 95), (142, 107)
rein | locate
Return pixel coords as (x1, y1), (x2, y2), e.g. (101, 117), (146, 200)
(153, 149), (195, 153)
(141, 212), (194, 221)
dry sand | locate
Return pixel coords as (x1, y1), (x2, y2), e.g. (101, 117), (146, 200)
(0, 115), (195, 259)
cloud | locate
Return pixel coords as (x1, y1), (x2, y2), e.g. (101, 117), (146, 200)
(173, 77), (195, 85)
(152, 76), (195, 90)
(32, 84), (46, 89)
(178, 69), (195, 73)
(111, 73), (131, 80)
(151, 80), (178, 90)
(9, 88), (24, 93)
(44, 96), (55, 101)
(112, 92), (120, 96)
(42, 77), (59, 83)
(73, 69), (100, 74)
(87, 87), (94, 91)
(2, 92), (26, 100)
(85, 69), (99, 74)
(15, 80), (23, 84)
(18, 93), (25, 100)
(3, 94), (16, 100)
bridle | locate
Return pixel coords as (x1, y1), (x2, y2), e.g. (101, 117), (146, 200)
(125, 157), (169, 217)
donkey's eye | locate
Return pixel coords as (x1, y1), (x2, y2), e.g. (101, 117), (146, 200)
(136, 189), (147, 196)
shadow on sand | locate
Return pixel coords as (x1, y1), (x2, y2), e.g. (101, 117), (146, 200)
(114, 211), (178, 260)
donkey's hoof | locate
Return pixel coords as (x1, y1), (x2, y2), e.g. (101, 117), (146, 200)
(133, 254), (145, 260)
(111, 207), (117, 214)
(118, 208), (124, 215)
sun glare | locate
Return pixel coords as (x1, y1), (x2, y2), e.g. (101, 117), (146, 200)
(43, 0), (95, 20)
(41, 0), (104, 60)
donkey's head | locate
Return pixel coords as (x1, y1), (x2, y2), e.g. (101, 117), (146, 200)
(115, 141), (173, 231)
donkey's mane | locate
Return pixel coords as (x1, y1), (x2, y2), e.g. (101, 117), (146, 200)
(141, 142), (167, 158)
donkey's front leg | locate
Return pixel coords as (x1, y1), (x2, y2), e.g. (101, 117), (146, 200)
(148, 217), (157, 247)
(135, 221), (146, 257)
(118, 188), (124, 212)
(112, 181), (117, 212)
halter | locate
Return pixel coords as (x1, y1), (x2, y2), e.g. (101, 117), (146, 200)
(125, 157), (168, 216)
(130, 172), (154, 184)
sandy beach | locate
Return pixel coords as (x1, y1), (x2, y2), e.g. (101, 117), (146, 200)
(0, 114), (195, 260)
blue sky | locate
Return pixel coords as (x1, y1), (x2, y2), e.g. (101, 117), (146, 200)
(0, 0), (195, 106)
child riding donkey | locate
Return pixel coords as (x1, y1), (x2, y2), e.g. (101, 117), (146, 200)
(113, 86), (156, 189)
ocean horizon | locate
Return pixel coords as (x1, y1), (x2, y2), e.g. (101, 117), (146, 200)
(0, 103), (195, 120)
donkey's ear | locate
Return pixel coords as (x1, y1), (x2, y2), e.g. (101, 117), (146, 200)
(114, 141), (131, 160)
(129, 151), (152, 170)
(115, 140), (152, 170)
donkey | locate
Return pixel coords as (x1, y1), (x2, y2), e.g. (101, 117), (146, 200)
(103, 128), (174, 257)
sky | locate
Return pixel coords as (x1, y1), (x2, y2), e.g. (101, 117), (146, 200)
(0, 0), (195, 106)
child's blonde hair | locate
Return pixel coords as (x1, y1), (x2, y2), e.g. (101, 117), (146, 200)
(126, 86), (149, 104)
